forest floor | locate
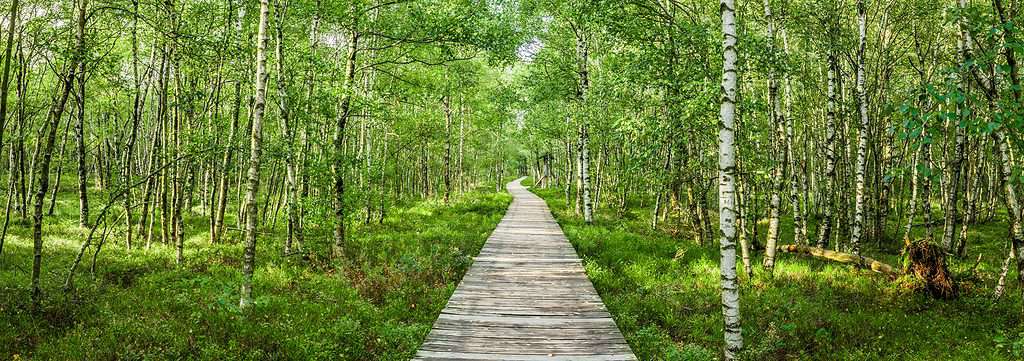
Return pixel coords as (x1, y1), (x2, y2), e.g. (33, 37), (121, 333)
(0, 181), (511, 360)
(3, 177), (1021, 360)
(526, 180), (1023, 360)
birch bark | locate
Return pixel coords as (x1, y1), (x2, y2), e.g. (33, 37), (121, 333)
(240, 0), (270, 309)
(719, 0), (743, 356)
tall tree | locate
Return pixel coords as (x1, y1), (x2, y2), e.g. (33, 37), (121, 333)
(574, 27), (593, 224)
(718, 0), (743, 357)
(851, 0), (869, 255)
(240, 0), (270, 309)
(817, 47), (839, 248)
(74, 0), (90, 229)
(32, 0), (88, 310)
(762, 0), (785, 272)
(212, 0), (242, 245)
(0, 0), (19, 160)
(274, 0), (301, 255)
(122, 0), (142, 251)
(332, 4), (359, 258)
(942, 0), (971, 251)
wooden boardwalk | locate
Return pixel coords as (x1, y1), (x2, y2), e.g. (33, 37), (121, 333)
(414, 178), (636, 361)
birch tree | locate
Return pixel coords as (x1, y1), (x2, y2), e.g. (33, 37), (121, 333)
(817, 48), (839, 248)
(240, 0), (270, 309)
(333, 6), (358, 258)
(762, 0), (785, 272)
(851, 0), (869, 255)
(274, 0), (301, 255)
(575, 28), (593, 224)
(942, 0), (971, 251)
(31, 0), (87, 310)
(718, 0), (743, 357)
(0, 0), (19, 165)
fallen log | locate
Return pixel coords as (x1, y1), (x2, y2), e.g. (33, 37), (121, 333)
(780, 244), (898, 275)
(780, 242), (957, 299)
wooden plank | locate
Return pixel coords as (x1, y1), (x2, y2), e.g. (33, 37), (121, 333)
(414, 178), (636, 361)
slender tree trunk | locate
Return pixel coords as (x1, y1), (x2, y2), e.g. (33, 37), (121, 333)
(719, 0), (743, 356)
(160, 0), (182, 264)
(458, 112), (465, 194)
(75, 43), (89, 229)
(762, 0), (784, 272)
(575, 30), (593, 224)
(295, 0), (318, 255)
(32, 0), (86, 310)
(172, 83), (184, 264)
(993, 0), (1020, 102)
(240, 0), (269, 309)
(3, 40), (29, 256)
(652, 148), (670, 229)
(47, 115), (72, 215)
(818, 51), (839, 248)
(379, 132), (388, 223)
(736, 155), (753, 280)
(957, 143), (977, 256)
(580, 123), (592, 223)
(0, 0), (19, 163)
(943, 0), (973, 252)
(122, 0), (142, 251)
(993, 129), (1024, 314)
(332, 13), (358, 258)
(274, 0), (300, 255)
(1, 121), (19, 256)
(157, 43), (171, 249)
(921, 128), (935, 242)
(903, 144), (921, 246)
(575, 135), (583, 215)
(10, 44), (22, 221)
(140, 128), (158, 248)
(781, 19), (804, 246)
(443, 95), (452, 204)
(213, 82), (241, 244)
(851, 0), (869, 255)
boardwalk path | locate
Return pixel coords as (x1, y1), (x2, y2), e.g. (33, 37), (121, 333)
(414, 178), (636, 361)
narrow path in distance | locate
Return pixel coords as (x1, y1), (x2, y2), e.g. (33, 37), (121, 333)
(414, 178), (636, 361)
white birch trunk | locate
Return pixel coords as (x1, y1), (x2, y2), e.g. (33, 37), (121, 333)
(943, 0), (971, 250)
(851, 0), (869, 255)
(719, 0), (743, 357)
(762, 0), (784, 271)
(240, 0), (269, 309)
(275, 0), (301, 256)
(782, 24), (805, 245)
(575, 30), (593, 224)
(817, 52), (838, 248)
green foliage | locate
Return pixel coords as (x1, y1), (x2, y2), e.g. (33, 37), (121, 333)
(994, 330), (1024, 358)
(0, 184), (511, 360)
(532, 185), (1021, 361)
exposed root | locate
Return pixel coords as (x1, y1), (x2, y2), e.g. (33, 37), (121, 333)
(905, 241), (958, 299)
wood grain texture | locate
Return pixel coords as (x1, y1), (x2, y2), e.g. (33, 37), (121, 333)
(414, 178), (636, 361)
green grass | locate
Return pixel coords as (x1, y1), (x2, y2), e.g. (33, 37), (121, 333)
(1, 182), (511, 360)
(528, 184), (1021, 361)
(6, 176), (1020, 360)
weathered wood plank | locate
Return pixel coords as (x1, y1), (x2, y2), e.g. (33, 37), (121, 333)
(413, 178), (636, 361)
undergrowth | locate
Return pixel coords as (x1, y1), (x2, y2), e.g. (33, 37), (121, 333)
(529, 183), (1020, 361)
(1, 183), (510, 360)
